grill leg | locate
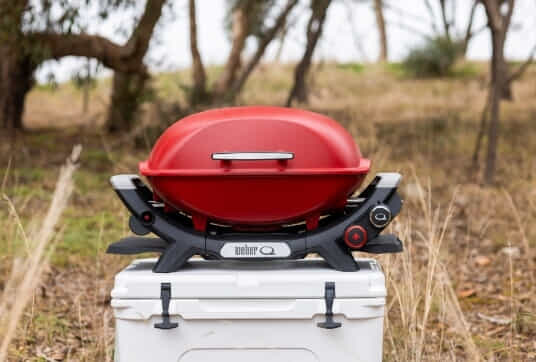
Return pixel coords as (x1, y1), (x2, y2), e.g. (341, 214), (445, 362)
(313, 239), (359, 272)
(153, 241), (202, 273)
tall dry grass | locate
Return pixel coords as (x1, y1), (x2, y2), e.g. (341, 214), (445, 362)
(382, 176), (481, 362)
(0, 145), (81, 360)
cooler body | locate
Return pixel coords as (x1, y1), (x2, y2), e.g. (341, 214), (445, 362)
(111, 259), (386, 362)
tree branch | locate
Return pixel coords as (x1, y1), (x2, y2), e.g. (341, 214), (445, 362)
(423, 0), (439, 35)
(229, 0), (299, 98)
(383, 2), (434, 29)
(438, 0), (451, 42)
(503, 0), (515, 31)
(345, 0), (370, 62)
(471, 23), (488, 38)
(508, 43), (536, 83)
(482, 0), (503, 31)
(286, 0), (331, 106)
(390, 20), (433, 40)
(30, 0), (166, 74)
(32, 32), (145, 73)
(122, 0), (166, 61)
(463, 0), (479, 54)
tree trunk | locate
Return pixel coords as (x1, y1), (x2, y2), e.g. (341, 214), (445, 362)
(0, 0), (32, 132)
(286, 0), (331, 106)
(484, 30), (505, 184)
(228, 0), (299, 101)
(481, 0), (515, 184)
(105, 0), (165, 133)
(471, 95), (489, 170)
(106, 70), (148, 133)
(373, 0), (388, 62)
(188, 0), (208, 105)
(213, 5), (250, 98)
(0, 49), (35, 131)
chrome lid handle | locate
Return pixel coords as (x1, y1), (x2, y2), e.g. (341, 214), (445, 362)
(211, 152), (294, 161)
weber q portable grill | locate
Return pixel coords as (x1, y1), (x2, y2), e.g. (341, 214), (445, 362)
(107, 106), (403, 272)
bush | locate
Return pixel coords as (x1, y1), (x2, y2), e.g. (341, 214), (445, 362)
(403, 37), (463, 78)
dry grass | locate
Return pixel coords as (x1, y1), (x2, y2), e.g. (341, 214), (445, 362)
(1, 62), (535, 361)
(380, 177), (481, 361)
(0, 145), (81, 360)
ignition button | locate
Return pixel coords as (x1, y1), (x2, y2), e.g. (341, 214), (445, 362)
(344, 225), (368, 249)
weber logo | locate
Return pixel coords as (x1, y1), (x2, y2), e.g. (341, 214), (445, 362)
(235, 245), (258, 256)
(220, 242), (291, 258)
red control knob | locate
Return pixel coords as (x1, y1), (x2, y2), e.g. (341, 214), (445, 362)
(344, 225), (368, 249)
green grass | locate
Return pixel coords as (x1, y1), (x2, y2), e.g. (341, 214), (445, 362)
(336, 62), (365, 74)
(78, 150), (113, 172)
(450, 62), (480, 78)
(54, 209), (124, 263)
(383, 62), (408, 78)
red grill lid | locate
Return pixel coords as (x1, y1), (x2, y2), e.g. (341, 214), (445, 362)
(139, 106), (370, 231)
(140, 106), (369, 176)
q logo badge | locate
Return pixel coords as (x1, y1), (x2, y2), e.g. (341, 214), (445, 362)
(259, 246), (276, 256)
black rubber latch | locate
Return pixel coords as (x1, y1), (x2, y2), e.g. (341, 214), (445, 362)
(317, 281), (342, 329)
(154, 283), (178, 330)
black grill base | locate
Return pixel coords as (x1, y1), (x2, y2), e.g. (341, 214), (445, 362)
(107, 173), (404, 272)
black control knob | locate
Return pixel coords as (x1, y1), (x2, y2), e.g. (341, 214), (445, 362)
(369, 205), (392, 228)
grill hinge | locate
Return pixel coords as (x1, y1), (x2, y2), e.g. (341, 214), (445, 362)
(317, 281), (342, 329)
(154, 283), (178, 330)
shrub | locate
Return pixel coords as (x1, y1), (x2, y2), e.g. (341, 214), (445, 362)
(403, 36), (463, 78)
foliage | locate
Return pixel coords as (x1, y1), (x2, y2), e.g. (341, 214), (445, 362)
(223, 0), (278, 39)
(23, 0), (139, 33)
(403, 36), (464, 78)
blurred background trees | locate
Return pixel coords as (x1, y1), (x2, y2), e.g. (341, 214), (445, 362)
(0, 0), (535, 184)
(0, 0), (167, 133)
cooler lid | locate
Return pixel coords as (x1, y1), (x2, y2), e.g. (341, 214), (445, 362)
(111, 258), (386, 300)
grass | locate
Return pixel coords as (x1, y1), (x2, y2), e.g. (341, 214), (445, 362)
(0, 145), (81, 360)
(336, 62), (366, 74)
(1, 61), (536, 361)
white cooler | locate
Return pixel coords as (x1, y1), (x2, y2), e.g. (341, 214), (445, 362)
(111, 258), (386, 362)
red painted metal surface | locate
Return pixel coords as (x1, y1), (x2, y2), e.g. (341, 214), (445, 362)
(139, 106), (370, 231)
